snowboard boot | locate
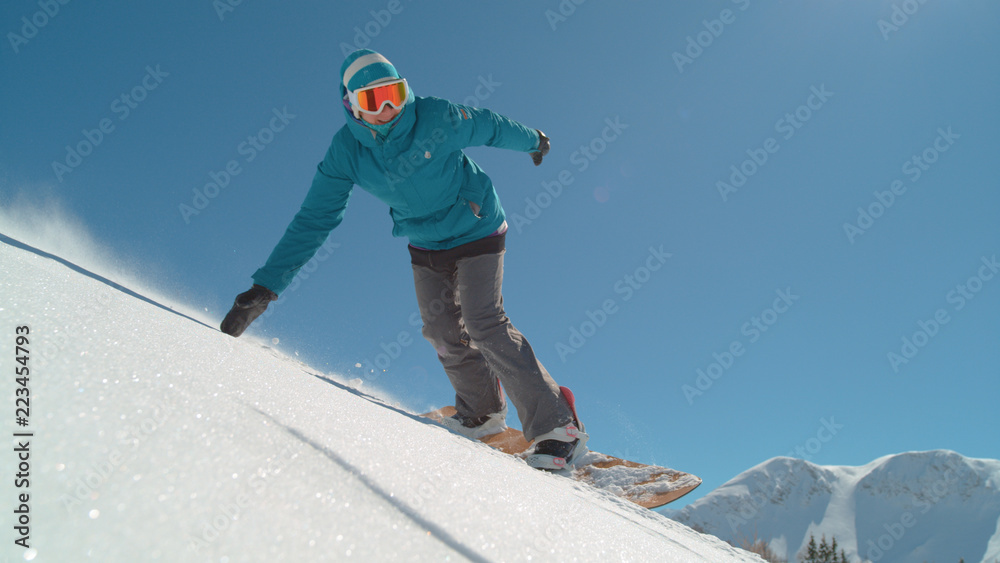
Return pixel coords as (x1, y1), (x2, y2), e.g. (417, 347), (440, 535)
(526, 387), (589, 471)
(440, 402), (508, 440)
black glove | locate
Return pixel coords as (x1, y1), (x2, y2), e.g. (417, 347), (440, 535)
(531, 130), (550, 166)
(220, 284), (277, 337)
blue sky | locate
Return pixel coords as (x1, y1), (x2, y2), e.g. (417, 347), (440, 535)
(2, 0), (998, 509)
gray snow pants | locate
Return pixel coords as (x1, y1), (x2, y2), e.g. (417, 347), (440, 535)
(409, 233), (574, 442)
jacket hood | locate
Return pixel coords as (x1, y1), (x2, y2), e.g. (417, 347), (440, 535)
(340, 49), (416, 147)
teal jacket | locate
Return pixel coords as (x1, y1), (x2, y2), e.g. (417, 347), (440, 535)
(252, 96), (541, 295)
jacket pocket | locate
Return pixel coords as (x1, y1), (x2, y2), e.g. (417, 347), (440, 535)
(458, 181), (486, 208)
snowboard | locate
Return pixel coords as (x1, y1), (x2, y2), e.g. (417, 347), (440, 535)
(421, 405), (701, 509)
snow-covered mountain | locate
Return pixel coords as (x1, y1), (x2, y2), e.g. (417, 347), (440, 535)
(0, 232), (761, 562)
(665, 451), (1000, 563)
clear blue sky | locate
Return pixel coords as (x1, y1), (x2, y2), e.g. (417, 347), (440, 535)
(2, 1), (998, 508)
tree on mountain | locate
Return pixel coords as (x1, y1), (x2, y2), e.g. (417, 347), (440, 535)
(798, 534), (849, 563)
(828, 536), (848, 563)
(804, 535), (818, 562)
(819, 535), (833, 561)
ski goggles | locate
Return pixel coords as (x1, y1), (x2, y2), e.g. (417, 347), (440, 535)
(348, 78), (408, 114)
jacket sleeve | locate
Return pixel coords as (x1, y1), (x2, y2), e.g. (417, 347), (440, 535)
(251, 150), (354, 295)
(443, 101), (541, 153)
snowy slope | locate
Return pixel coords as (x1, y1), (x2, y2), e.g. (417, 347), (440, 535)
(0, 233), (761, 562)
(665, 451), (1000, 563)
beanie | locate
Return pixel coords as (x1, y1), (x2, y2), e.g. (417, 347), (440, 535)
(341, 49), (400, 92)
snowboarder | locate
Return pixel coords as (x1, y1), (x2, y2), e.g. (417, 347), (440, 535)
(221, 49), (586, 469)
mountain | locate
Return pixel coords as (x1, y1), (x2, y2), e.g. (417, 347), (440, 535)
(0, 232), (762, 562)
(665, 451), (1000, 563)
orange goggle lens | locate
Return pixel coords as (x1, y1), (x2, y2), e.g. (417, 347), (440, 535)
(354, 80), (407, 113)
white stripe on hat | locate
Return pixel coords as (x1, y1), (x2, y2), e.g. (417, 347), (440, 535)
(342, 52), (392, 90)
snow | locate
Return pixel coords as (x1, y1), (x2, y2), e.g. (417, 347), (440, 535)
(666, 451), (1000, 563)
(0, 233), (762, 562)
(573, 451), (702, 503)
